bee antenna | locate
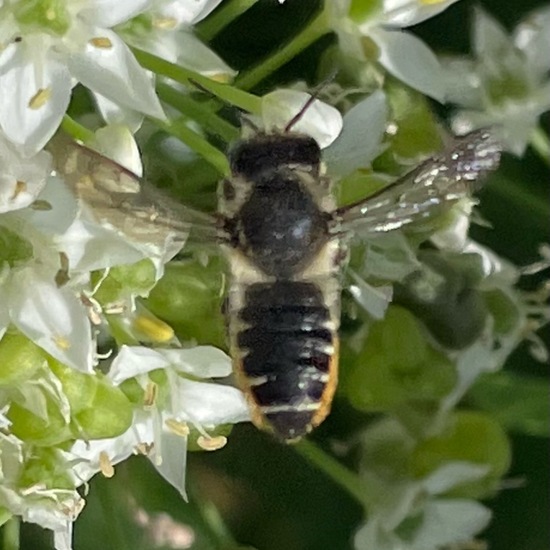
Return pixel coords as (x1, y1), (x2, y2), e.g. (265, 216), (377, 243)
(284, 94), (318, 133)
(284, 70), (338, 133)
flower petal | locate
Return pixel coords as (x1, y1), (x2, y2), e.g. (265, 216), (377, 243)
(324, 90), (387, 176)
(0, 43), (72, 155)
(381, 0), (462, 28)
(159, 0), (225, 25)
(348, 270), (393, 320)
(8, 266), (94, 373)
(430, 200), (474, 251)
(158, 346), (233, 378)
(174, 31), (236, 79)
(92, 125), (143, 176)
(68, 412), (155, 483)
(67, 30), (165, 120)
(109, 346), (169, 384)
(150, 430), (188, 499)
(53, 523), (73, 550)
(92, 92), (145, 133)
(514, 6), (550, 74)
(371, 28), (445, 102)
(57, 219), (156, 272)
(0, 136), (52, 213)
(440, 57), (483, 108)
(472, 7), (510, 58)
(78, 0), (151, 28)
(173, 379), (250, 426)
(412, 499), (491, 549)
(13, 175), (79, 236)
(423, 462), (490, 494)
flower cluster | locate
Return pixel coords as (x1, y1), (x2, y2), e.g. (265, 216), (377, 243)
(443, 6), (550, 155)
(0, 1), (547, 549)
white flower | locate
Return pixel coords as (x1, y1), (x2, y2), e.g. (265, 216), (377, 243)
(94, 0), (234, 128)
(67, 345), (249, 498)
(0, 432), (83, 550)
(327, 0), (463, 101)
(443, 6), (550, 155)
(0, 131), (52, 213)
(0, 126), (183, 370)
(2, 263), (94, 373)
(0, 0), (165, 155)
(354, 419), (492, 550)
(118, 0), (234, 77)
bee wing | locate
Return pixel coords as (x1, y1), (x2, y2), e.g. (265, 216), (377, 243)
(332, 130), (501, 236)
(47, 136), (221, 252)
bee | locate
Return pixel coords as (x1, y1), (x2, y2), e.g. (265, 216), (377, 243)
(48, 115), (501, 442)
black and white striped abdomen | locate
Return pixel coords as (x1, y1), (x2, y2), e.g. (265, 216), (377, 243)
(232, 281), (338, 441)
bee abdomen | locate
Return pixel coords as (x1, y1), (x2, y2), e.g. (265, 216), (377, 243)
(235, 281), (337, 441)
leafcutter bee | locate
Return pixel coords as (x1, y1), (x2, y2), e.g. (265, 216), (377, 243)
(48, 119), (501, 442)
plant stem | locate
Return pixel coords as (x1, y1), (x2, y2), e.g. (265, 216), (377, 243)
(3, 517), (20, 550)
(157, 83), (239, 144)
(132, 48), (262, 114)
(197, 0), (258, 41)
(529, 126), (550, 166)
(235, 10), (330, 91)
(61, 115), (95, 143)
(157, 117), (230, 176)
(295, 439), (367, 506)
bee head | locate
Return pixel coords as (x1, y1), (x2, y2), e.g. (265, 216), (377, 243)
(229, 133), (321, 179)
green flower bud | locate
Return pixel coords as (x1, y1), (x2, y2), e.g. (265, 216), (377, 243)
(145, 258), (226, 347)
(394, 250), (489, 349)
(48, 359), (97, 414)
(18, 447), (74, 491)
(346, 306), (456, 412)
(92, 259), (157, 305)
(13, 0), (70, 36)
(7, 399), (73, 447)
(119, 377), (146, 405)
(0, 331), (46, 386)
(484, 289), (521, 336)
(348, 0), (383, 24)
(74, 375), (133, 439)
